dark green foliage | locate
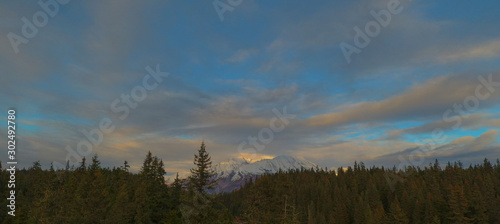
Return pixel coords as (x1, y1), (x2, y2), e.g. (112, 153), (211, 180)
(0, 148), (230, 224)
(2, 154), (499, 224)
(182, 142), (232, 224)
(219, 159), (500, 224)
(189, 141), (216, 194)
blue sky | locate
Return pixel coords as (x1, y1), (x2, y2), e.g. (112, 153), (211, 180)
(1, 0), (500, 175)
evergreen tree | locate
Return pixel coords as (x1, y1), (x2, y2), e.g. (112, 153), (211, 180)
(447, 184), (472, 223)
(121, 160), (130, 172)
(184, 142), (232, 224)
(189, 141), (215, 193)
(89, 154), (101, 173)
(389, 196), (409, 224)
(171, 173), (182, 207)
(4, 152), (500, 224)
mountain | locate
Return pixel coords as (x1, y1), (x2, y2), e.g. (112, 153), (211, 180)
(211, 155), (318, 192)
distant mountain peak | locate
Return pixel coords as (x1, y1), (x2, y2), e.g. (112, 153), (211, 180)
(212, 155), (318, 192)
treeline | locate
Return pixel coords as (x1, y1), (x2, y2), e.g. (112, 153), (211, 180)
(219, 159), (500, 224)
(2, 145), (500, 224)
(0, 143), (231, 224)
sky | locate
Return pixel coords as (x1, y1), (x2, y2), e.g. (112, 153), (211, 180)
(1, 0), (500, 178)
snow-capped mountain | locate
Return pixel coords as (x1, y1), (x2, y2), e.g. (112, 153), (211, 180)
(212, 155), (318, 192)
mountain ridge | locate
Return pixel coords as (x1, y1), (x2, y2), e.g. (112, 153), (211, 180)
(211, 155), (318, 192)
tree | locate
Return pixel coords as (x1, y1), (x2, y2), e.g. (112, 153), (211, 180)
(171, 173), (182, 207)
(121, 160), (130, 172)
(389, 196), (409, 224)
(140, 151), (155, 178)
(447, 184), (472, 224)
(136, 151), (169, 223)
(76, 157), (86, 172)
(89, 154), (101, 173)
(184, 142), (232, 224)
(189, 141), (215, 194)
(31, 161), (42, 171)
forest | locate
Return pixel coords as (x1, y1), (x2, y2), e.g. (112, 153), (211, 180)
(221, 159), (500, 223)
(1, 143), (500, 223)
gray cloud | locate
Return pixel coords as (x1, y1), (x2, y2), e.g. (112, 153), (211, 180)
(374, 130), (500, 167)
(305, 72), (500, 128)
(1, 0), (500, 174)
(387, 113), (500, 139)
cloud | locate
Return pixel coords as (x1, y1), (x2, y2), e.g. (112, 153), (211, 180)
(294, 137), (420, 168)
(225, 49), (258, 63)
(436, 39), (500, 64)
(216, 79), (261, 86)
(304, 72), (500, 128)
(2, 0), (500, 176)
(376, 130), (500, 166)
(387, 113), (500, 138)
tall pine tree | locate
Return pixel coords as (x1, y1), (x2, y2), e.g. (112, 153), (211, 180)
(189, 141), (215, 193)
